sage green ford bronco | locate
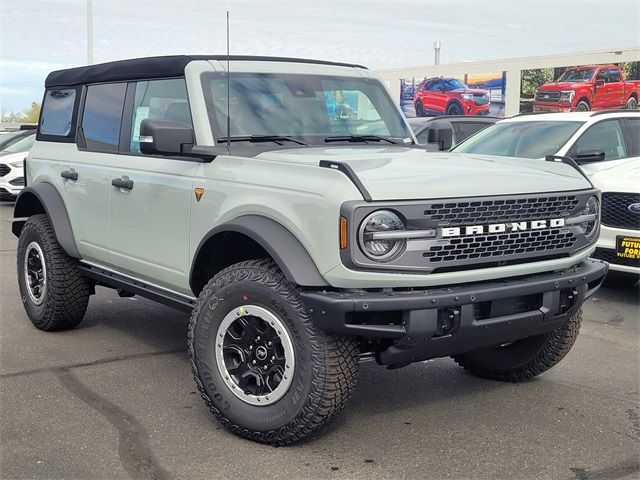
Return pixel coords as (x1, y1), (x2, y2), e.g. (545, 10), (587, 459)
(13, 55), (607, 445)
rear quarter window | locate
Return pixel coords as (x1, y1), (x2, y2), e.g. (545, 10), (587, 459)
(38, 88), (79, 141)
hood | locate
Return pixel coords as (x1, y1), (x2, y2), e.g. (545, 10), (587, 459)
(452, 88), (487, 95)
(255, 146), (591, 201)
(538, 82), (585, 90)
(581, 157), (640, 193)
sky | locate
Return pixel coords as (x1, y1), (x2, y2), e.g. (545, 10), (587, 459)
(1, 0), (639, 113)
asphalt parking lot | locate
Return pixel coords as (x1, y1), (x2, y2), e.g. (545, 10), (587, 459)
(1, 201), (638, 480)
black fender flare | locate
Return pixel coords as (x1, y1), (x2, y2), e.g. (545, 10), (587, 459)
(190, 215), (328, 290)
(12, 183), (81, 258)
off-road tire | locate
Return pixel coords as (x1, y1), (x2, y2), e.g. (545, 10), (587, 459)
(188, 259), (359, 445)
(452, 309), (582, 382)
(17, 214), (90, 331)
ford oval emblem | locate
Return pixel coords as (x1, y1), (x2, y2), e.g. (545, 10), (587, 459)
(628, 203), (640, 214)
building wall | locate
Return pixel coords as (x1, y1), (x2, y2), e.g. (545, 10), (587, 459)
(376, 47), (640, 117)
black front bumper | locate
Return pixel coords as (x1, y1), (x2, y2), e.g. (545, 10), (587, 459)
(301, 259), (608, 366)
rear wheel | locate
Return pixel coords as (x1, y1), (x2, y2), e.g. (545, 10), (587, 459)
(188, 259), (359, 445)
(452, 309), (582, 382)
(626, 96), (638, 110)
(17, 214), (90, 331)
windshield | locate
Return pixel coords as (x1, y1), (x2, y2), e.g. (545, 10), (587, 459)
(202, 73), (412, 145)
(445, 79), (466, 90)
(3, 133), (35, 153)
(451, 121), (584, 159)
(557, 69), (595, 82)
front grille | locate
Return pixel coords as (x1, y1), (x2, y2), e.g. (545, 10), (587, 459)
(601, 192), (640, 230)
(592, 247), (640, 268)
(9, 176), (24, 186)
(344, 190), (596, 274)
(424, 228), (576, 263)
(0, 165), (10, 177)
(424, 194), (580, 226)
(536, 90), (560, 103)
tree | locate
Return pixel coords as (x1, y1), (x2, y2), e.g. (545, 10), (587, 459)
(22, 102), (41, 123)
(0, 102), (41, 124)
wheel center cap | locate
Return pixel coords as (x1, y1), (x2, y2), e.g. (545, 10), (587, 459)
(256, 346), (268, 361)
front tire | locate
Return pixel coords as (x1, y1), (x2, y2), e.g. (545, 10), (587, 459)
(17, 214), (90, 331)
(415, 101), (425, 117)
(188, 259), (359, 445)
(452, 309), (582, 382)
(446, 101), (464, 115)
(575, 100), (590, 112)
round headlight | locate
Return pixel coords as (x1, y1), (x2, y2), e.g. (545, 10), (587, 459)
(579, 196), (599, 237)
(358, 210), (405, 261)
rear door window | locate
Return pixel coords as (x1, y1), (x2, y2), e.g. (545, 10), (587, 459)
(81, 83), (127, 152)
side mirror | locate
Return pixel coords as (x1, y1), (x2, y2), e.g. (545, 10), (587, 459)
(594, 79), (605, 88)
(575, 148), (605, 163)
(139, 119), (194, 156)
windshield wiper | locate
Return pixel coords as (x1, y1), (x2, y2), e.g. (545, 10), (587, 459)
(324, 135), (398, 145)
(217, 135), (307, 146)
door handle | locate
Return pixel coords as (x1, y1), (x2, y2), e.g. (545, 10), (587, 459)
(61, 169), (78, 181)
(112, 176), (134, 190)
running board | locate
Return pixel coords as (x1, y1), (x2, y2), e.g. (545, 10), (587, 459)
(78, 264), (195, 312)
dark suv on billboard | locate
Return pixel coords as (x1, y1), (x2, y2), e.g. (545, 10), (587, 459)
(414, 77), (491, 117)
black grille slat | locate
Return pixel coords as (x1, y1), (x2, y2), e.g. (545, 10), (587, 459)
(9, 177), (24, 186)
(0, 165), (10, 177)
(424, 195), (579, 226)
(601, 192), (640, 230)
(592, 248), (640, 268)
(423, 229), (576, 263)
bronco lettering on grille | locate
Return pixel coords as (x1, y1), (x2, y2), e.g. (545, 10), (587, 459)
(441, 218), (565, 238)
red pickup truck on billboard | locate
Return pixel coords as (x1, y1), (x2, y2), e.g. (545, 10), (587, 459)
(534, 65), (640, 112)
(413, 77), (491, 117)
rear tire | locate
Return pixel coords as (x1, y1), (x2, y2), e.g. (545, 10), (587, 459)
(452, 309), (582, 382)
(17, 214), (90, 331)
(188, 259), (359, 445)
(626, 96), (638, 110)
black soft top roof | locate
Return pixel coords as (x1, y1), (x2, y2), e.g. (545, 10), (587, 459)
(44, 55), (367, 88)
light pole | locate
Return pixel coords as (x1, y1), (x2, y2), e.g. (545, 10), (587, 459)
(87, 0), (93, 64)
(434, 41), (441, 65)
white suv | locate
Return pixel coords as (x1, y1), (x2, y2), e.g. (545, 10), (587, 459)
(452, 111), (640, 280)
(0, 132), (34, 200)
